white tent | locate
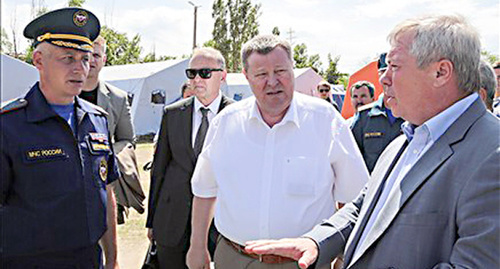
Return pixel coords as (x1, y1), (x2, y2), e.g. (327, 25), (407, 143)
(101, 58), (190, 135)
(1, 54), (39, 102)
(222, 67), (324, 101)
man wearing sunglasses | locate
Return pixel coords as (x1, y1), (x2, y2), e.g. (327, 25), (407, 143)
(147, 47), (233, 268)
(317, 81), (340, 111)
(187, 35), (368, 269)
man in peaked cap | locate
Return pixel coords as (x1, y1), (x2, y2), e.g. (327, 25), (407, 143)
(1, 7), (119, 269)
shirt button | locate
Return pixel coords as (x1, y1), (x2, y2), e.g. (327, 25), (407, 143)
(413, 149), (419, 154)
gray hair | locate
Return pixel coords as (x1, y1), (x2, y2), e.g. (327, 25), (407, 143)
(191, 47), (226, 69)
(241, 34), (292, 71)
(388, 14), (481, 94)
(479, 59), (497, 108)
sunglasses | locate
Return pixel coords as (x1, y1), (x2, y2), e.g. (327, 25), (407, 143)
(185, 68), (223, 79)
(318, 89), (330, 93)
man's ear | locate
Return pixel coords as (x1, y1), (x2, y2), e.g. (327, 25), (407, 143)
(478, 88), (487, 103)
(32, 50), (44, 71)
(102, 53), (107, 65)
(221, 70), (227, 82)
(433, 59), (453, 87)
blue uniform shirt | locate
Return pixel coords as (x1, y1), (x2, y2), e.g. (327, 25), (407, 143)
(0, 83), (120, 257)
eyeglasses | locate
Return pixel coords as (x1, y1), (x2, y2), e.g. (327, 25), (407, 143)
(185, 68), (223, 79)
(318, 89), (330, 93)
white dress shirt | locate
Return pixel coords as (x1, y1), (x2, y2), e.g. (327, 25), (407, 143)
(192, 92), (222, 148)
(192, 92), (369, 245)
(354, 93), (479, 257)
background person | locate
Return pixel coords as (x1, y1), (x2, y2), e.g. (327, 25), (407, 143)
(80, 36), (145, 224)
(146, 47), (233, 268)
(350, 53), (404, 173)
(317, 80), (340, 111)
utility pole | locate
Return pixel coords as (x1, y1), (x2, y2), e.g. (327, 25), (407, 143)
(287, 28), (296, 46)
(188, 1), (201, 50)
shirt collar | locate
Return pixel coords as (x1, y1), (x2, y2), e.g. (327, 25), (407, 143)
(249, 93), (300, 128)
(401, 93), (478, 142)
(194, 91), (222, 114)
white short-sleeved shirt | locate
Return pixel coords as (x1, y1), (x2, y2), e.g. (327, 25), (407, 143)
(192, 92), (369, 245)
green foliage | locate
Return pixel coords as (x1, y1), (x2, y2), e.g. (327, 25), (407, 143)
(481, 50), (499, 65)
(211, 0), (260, 72)
(67, 0), (85, 7)
(1, 28), (13, 54)
(324, 53), (348, 84)
(272, 27), (280, 36)
(293, 43), (322, 72)
(100, 26), (142, 66)
(142, 52), (177, 63)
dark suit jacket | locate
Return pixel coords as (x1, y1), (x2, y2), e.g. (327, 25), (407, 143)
(306, 98), (499, 268)
(146, 95), (233, 246)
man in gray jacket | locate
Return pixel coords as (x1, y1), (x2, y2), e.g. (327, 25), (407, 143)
(81, 36), (145, 223)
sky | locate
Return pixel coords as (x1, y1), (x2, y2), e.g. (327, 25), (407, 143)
(2, 0), (499, 74)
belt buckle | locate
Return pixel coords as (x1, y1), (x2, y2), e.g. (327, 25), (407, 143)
(259, 254), (263, 262)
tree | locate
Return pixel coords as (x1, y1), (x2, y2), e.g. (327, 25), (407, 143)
(142, 51), (177, 63)
(211, 0), (230, 63)
(293, 43), (322, 72)
(272, 26), (280, 36)
(1, 28), (13, 54)
(68, 0), (85, 7)
(324, 53), (348, 85)
(481, 50), (499, 65)
(100, 26), (142, 66)
(211, 0), (260, 72)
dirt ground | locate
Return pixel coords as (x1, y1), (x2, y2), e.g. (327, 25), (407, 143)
(116, 142), (154, 269)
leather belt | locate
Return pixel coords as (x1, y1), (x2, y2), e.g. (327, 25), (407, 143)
(223, 236), (295, 264)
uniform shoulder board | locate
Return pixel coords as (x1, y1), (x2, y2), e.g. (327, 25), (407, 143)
(358, 102), (375, 112)
(0, 98), (28, 114)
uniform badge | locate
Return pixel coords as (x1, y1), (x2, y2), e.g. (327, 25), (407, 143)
(99, 157), (108, 182)
(73, 10), (88, 27)
(87, 133), (110, 153)
(364, 132), (384, 138)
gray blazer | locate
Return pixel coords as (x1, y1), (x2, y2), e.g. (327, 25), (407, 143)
(306, 98), (500, 269)
(96, 81), (135, 151)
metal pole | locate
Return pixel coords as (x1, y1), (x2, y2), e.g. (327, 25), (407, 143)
(193, 6), (197, 49)
(188, 1), (201, 50)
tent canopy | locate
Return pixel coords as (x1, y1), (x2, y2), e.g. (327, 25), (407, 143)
(101, 58), (190, 135)
(1, 54), (39, 102)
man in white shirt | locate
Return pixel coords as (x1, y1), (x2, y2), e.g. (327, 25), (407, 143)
(243, 14), (499, 269)
(147, 47), (233, 268)
(186, 35), (369, 269)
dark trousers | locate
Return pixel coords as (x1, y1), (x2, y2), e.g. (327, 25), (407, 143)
(1, 244), (102, 269)
(157, 221), (218, 269)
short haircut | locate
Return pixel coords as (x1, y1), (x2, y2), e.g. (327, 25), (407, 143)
(191, 47), (226, 69)
(388, 14), (481, 94)
(317, 80), (331, 90)
(93, 36), (106, 53)
(493, 61), (500, 70)
(479, 59), (497, 107)
(241, 34), (292, 71)
(350, 80), (375, 97)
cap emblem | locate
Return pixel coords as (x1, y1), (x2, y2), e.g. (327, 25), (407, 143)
(73, 10), (88, 27)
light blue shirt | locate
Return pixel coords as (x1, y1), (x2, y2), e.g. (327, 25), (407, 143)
(50, 102), (76, 133)
(354, 93), (479, 258)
